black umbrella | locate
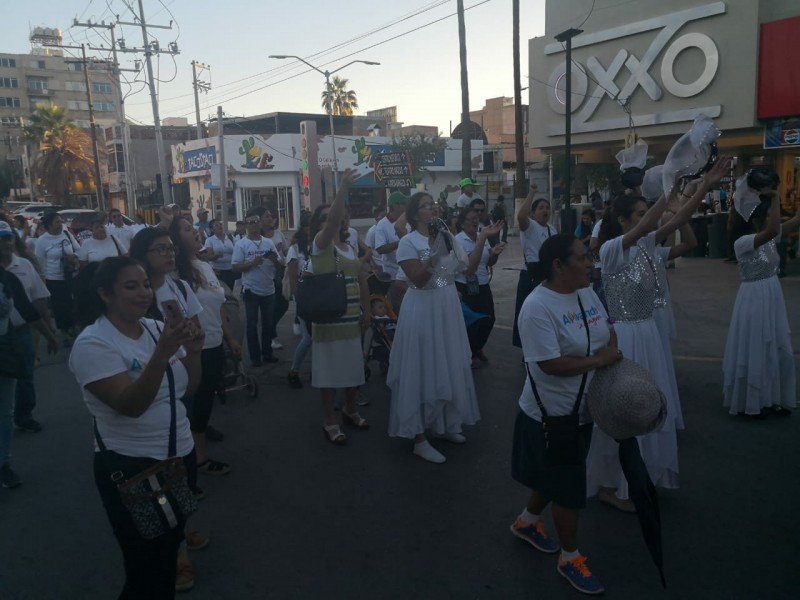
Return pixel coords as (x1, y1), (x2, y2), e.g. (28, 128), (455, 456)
(618, 437), (667, 588)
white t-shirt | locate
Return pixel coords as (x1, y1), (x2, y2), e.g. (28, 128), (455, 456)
(35, 230), (79, 280)
(375, 217), (402, 278)
(600, 231), (657, 276)
(286, 244), (309, 267)
(153, 278), (203, 321)
(591, 219), (603, 269)
(456, 192), (483, 209)
(192, 260), (225, 349)
(265, 229), (288, 256)
(106, 224), (135, 253)
(231, 236), (278, 296)
(7, 254), (50, 327)
(397, 230), (430, 267)
(130, 223), (148, 235)
(345, 227), (359, 255)
(69, 316), (193, 459)
(518, 286), (610, 424)
(77, 236), (123, 263)
(520, 219), (557, 268)
(454, 231), (491, 285)
(203, 235), (235, 271)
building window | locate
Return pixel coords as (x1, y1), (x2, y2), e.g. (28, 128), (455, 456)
(92, 82), (113, 94)
(95, 101), (115, 112)
(28, 78), (48, 92)
(67, 100), (89, 111)
(30, 97), (50, 108)
(67, 62), (83, 72)
(0, 58), (16, 68)
(30, 60), (46, 69)
(0, 97), (21, 108)
(65, 81), (86, 92)
(1, 117), (20, 126)
(0, 77), (19, 88)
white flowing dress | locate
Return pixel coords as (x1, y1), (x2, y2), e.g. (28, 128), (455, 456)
(653, 246), (683, 430)
(387, 230), (480, 439)
(722, 234), (796, 414)
(586, 232), (680, 498)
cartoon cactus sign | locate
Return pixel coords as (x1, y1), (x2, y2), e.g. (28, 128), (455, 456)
(238, 137), (275, 170)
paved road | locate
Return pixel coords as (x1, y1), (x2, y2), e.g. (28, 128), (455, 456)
(2, 237), (799, 599)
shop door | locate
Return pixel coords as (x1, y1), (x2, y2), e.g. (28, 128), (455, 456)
(276, 187), (294, 230)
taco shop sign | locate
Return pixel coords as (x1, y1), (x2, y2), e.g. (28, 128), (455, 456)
(174, 146), (216, 176)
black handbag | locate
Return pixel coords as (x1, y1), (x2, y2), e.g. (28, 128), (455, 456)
(0, 327), (27, 379)
(60, 233), (78, 280)
(295, 247), (348, 324)
(95, 323), (197, 540)
(464, 276), (480, 296)
(525, 295), (591, 468)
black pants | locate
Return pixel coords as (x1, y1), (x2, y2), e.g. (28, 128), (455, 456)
(189, 345), (225, 433)
(271, 268), (289, 339)
(93, 450), (196, 599)
(215, 269), (238, 292)
(45, 279), (74, 332)
(456, 282), (496, 355)
(243, 289), (275, 362)
(513, 269), (542, 348)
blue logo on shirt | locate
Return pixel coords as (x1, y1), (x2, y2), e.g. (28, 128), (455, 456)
(130, 358), (143, 371)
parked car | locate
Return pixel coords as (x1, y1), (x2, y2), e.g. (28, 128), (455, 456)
(58, 209), (134, 241)
(13, 203), (64, 222)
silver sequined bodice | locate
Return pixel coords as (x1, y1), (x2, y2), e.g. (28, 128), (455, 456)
(603, 243), (659, 323)
(407, 247), (458, 290)
(654, 252), (668, 309)
(738, 239), (779, 281)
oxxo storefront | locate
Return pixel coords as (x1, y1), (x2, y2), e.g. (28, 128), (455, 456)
(529, 0), (800, 208)
(171, 134), (483, 230)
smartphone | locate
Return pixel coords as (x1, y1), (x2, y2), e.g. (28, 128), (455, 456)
(161, 299), (185, 323)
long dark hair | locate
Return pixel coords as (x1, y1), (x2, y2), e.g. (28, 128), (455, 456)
(538, 233), (580, 281)
(168, 215), (204, 290)
(291, 211), (312, 257)
(456, 208), (478, 232)
(74, 257), (145, 327)
(310, 204), (331, 238)
(130, 226), (171, 268)
(598, 194), (647, 245)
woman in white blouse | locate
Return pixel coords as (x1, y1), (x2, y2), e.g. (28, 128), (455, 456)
(35, 211), (80, 336)
(202, 219), (236, 291)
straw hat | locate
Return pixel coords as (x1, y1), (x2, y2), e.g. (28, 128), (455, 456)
(587, 358), (667, 440)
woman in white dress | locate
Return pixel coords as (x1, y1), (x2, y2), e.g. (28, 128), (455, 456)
(513, 184), (558, 348)
(587, 157), (730, 510)
(723, 182), (800, 416)
(387, 192), (480, 464)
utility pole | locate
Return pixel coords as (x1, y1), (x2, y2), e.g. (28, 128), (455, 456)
(457, 0), (472, 178)
(192, 61), (211, 139)
(81, 44), (105, 211)
(73, 18), (140, 214)
(217, 106), (228, 233)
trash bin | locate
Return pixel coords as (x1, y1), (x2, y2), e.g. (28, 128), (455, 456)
(707, 213), (728, 258)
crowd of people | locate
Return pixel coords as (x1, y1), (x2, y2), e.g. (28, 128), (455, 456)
(1, 123), (798, 596)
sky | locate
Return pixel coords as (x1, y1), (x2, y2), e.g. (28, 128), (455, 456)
(3, 0), (549, 135)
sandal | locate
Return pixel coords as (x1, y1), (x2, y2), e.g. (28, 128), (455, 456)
(771, 406), (791, 416)
(342, 410), (369, 429)
(197, 459), (231, 476)
(323, 424), (347, 445)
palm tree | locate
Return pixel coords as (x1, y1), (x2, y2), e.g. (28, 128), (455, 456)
(457, 0), (471, 178)
(320, 76), (359, 116)
(24, 104), (95, 204)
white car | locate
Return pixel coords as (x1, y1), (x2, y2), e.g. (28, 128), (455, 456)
(13, 203), (62, 221)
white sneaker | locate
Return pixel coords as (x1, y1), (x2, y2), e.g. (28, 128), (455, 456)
(434, 432), (466, 444)
(271, 339), (283, 350)
(413, 440), (446, 464)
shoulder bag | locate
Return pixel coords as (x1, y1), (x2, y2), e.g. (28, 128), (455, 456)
(94, 323), (197, 540)
(295, 247), (347, 324)
(525, 294), (591, 468)
(61, 232), (78, 280)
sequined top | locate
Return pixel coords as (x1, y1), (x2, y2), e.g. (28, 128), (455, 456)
(654, 249), (668, 309)
(601, 234), (660, 323)
(736, 237), (779, 282)
(397, 230), (463, 290)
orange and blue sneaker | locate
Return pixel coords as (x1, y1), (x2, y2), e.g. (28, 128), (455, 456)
(509, 516), (560, 553)
(557, 554), (605, 595)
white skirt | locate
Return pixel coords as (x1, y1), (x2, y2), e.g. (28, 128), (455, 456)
(387, 285), (480, 439)
(311, 337), (365, 389)
(586, 318), (681, 498)
(722, 277), (796, 414)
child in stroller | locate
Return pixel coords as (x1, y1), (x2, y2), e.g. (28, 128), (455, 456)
(364, 295), (397, 378)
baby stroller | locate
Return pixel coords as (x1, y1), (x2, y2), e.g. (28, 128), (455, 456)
(364, 294), (397, 380)
(217, 289), (259, 402)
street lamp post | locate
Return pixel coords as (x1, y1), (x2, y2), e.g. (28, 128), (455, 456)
(269, 55), (379, 195)
(554, 27), (582, 234)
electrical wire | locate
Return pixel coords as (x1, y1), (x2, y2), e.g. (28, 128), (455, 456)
(576, 0), (596, 30)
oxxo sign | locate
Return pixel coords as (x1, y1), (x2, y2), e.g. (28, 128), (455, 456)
(544, 2), (725, 136)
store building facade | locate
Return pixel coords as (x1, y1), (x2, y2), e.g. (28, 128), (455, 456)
(528, 0), (800, 205)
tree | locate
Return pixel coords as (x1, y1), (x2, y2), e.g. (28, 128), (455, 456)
(457, 0), (471, 178)
(320, 76), (359, 116)
(24, 105), (95, 205)
(390, 132), (446, 184)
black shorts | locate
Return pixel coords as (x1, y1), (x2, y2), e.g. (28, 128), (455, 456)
(511, 410), (593, 510)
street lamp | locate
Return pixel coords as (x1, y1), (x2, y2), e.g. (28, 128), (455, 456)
(554, 27), (582, 233)
(269, 55), (380, 194)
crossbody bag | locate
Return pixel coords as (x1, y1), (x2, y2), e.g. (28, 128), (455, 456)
(296, 246), (347, 324)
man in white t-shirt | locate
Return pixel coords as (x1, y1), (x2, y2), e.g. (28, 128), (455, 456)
(375, 192), (409, 278)
(365, 206), (387, 272)
(257, 209), (289, 349)
(231, 214), (281, 366)
(106, 208), (134, 253)
(456, 178), (483, 209)
(2, 223), (54, 432)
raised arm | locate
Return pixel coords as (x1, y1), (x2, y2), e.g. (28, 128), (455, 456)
(779, 201), (800, 238)
(315, 169), (356, 250)
(753, 192), (782, 249)
(516, 184), (538, 232)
